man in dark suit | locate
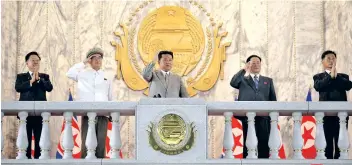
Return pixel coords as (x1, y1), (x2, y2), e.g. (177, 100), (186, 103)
(230, 55), (277, 158)
(15, 51), (53, 159)
(313, 50), (352, 159)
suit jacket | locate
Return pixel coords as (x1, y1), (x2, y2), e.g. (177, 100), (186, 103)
(230, 69), (276, 120)
(313, 72), (352, 101)
(15, 72), (53, 101)
(230, 69), (277, 102)
(142, 63), (189, 98)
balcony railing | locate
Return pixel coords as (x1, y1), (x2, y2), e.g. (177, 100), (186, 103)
(1, 99), (352, 165)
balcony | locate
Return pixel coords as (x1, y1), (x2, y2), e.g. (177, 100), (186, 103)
(1, 99), (352, 165)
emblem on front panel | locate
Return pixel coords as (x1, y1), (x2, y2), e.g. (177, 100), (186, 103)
(147, 113), (196, 155)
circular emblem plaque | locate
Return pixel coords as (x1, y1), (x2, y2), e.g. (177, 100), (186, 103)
(147, 112), (196, 155)
(157, 114), (187, 145)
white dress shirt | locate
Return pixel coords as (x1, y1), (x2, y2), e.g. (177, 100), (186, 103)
(29, 70), (33, 77)
(66, 62), (112, 101)
(325, 70), (331, 74)
(250, 73), (260, 81)
(160, 70), (170, 77)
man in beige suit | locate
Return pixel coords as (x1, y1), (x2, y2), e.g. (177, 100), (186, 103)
(142, 50), (189, 98)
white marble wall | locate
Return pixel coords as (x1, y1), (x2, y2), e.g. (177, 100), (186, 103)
(1, 0), (352, 159)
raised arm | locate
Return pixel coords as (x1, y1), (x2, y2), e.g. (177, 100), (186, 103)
(230, 69), (246, 89)
(66, 62), (85, 82)
(142, 62), (155, 82)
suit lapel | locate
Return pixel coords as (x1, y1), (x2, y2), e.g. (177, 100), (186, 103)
(258, 76), (264, 92)
(166, 73), (173, 90)
(245, 76), (257, 91)
(155, 70), (167, 89)
(27, 72), (31, 80)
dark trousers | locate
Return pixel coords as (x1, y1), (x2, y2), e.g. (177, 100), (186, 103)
(324, 116), (349, 159)
(235, 116), (271, 158)
(26, 116), (42, 159)
(81, 116), (109, 158)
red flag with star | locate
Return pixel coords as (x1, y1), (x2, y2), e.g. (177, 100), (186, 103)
(31, 131), (35, 159)
(220, 95), (286, 158)
(56, 116), (82, 159)
(105, 121), (123, 158)
(301, 87), (317, 159)
(56, 90), (82, 159)
(221, 117), (286, 158)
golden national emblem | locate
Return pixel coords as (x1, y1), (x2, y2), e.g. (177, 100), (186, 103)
(111, 2), (230, 97)
(147, 113), (196, 155)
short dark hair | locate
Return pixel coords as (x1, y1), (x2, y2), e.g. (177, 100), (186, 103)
(246, 55), (261, 63)
(25, 51), (41, 62)
(321, 50), (336, 60)
(158, 51), (173, 61)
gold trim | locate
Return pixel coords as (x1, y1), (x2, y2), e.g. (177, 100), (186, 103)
(128, 28), (142, 74)
(191, 28), (212, 81)
(188, 0), (215, 26)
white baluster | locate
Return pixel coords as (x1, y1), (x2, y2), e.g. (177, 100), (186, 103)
(338, 112), (349, 159)
(246, 112), (258, 159)
(223, 112), (234, 159)
(314, 112), (326, 159)
(85, 112), (97, 159)
(16, 111), (28, 159)
(62, 112), (74, 159)
(292, 112), (304, 159)
(39, 112), (51, 159)
(269, 112), (281, 159)
(110, 112), (121, 159)
(1, 112), (4, 158)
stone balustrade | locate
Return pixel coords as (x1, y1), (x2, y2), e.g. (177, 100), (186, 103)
(1, 99), (351, 165)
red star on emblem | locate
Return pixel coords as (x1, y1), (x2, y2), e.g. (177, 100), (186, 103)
(73, 134), (80, 148)
(302, 126), (314, 145)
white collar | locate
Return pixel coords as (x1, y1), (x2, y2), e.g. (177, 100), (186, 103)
(160, 70), (170, 76)
(250, 73), (260, 79)
(325, 70), (331, 74)
(28, 71), (33, 76)
(88, 68), (103, 74)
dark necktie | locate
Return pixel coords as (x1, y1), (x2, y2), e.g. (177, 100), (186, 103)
(254, 75), (259, 89)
